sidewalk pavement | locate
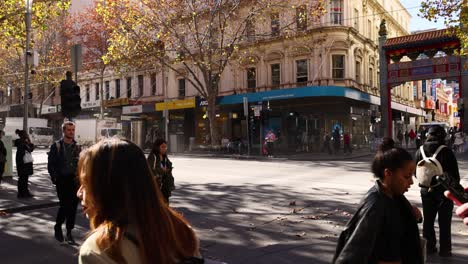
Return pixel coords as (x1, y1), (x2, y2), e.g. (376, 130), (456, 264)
(171, 149), (373, 162)
(0, 164), (58, 213)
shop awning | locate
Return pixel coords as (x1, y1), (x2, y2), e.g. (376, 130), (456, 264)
(218, 85), (424, 116)
(218, 86), (372, 105)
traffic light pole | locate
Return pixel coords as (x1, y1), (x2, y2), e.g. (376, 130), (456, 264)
(23, 4), (32, 132)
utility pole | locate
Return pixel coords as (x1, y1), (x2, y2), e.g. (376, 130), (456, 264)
(23, 0), (33, 132)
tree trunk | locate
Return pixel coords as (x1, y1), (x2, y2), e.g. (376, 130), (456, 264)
(207, 94), (220, 147)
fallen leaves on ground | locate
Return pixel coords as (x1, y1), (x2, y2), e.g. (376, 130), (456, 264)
(296, 232), (306, 237)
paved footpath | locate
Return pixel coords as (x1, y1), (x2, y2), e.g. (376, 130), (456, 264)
(1, 154), (468, 263)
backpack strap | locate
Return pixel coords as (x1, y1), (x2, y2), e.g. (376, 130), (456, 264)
(430, 145), (445, 176)
(420, 146), (427, 159)
(432, 145), (446, 158)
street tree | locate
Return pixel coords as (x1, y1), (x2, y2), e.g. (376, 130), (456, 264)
(71, 2), (112, 118)
(419, 0), (467, 55)
(97, 0), (325, 146)
(0, 0), (70, 111)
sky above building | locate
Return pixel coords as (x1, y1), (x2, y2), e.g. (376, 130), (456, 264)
(400, 0), (447, 32)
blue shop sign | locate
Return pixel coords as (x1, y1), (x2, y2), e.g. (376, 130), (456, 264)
(218, 86), (371, 105)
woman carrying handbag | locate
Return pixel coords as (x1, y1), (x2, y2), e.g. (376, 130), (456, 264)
(15, 129), (35, 198)
(148, 138), (175, 204)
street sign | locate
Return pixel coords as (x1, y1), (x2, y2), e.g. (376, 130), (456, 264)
(243, 97), (248, 116)
(71, 44), (83, 73)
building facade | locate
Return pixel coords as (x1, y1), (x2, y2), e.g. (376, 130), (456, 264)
(1, 0), (421, 153)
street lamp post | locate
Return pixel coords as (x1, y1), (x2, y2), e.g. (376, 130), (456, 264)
(23, 0), (33, 131)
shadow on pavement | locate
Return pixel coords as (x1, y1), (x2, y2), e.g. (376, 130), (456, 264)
(172, 182), (358, 264)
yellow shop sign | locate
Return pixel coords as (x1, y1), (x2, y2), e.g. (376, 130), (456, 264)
(155, 98), (196, 111)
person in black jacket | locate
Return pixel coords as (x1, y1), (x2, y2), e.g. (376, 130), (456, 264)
(333, 138), (423, 264)
(147, 138), (175, 204)
(15, 129), (35, 198)
(414, 125), (460, 257)
(48, 121), (81, 244)
(0, 130), (7, 185)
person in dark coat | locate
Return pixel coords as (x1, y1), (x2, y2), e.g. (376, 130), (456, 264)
(15, 129), (35, 198)
(147, 138), (175, 204)
(0, 130), (7, 185)
(333, 138), (423, 264)
(48, 121), (81, 244)
(414, 125), (460, 257)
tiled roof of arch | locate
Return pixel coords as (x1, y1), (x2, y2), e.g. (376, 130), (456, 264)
(383, 29), (459, 51)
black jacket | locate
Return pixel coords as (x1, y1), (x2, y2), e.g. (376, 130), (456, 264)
(333, 181), (423, 264)
(414, 140), (460, 193)
(47, 139), (81, 183)
(15, 138), (35, 176)
(0, 138), (6, 162)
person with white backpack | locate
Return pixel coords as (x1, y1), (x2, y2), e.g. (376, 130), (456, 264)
(415, 125), (461, 258)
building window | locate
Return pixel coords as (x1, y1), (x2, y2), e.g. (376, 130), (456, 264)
(271, 13), (280, 36)
(354, 9), (359, 30)
(85, 85), (90, 102)
(138, 75), (144, 97)
(271, 64), (281, 87)
(95, 83), (100, 100)
(296, 5), (307, 31)
(296, 59), (308, 83)
(151, 73), (157, 95)
(105, 81), (110, 100)
(115, 79), (121, 98)
(246, 19), (255, 42)
(330, 0), (343, 25)
(368, 19), (372, 39)
(127, 77), (132, 98)
(355, 61), (361, 83)
(369, 67), (373, 87)
(246, 68), (257, 89)
(178, 79), (186, 98)
(332, 55), (345, 79)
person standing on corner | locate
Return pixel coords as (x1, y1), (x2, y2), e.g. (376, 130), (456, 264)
(0, 130), (7, 186)
(415, 125), (460, 258)
(15, 129), (35, 198)
(148, 139), (175, 204)
(48, 121), (81, 244)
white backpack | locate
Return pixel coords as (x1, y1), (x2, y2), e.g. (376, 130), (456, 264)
(416, 145), (446, 188)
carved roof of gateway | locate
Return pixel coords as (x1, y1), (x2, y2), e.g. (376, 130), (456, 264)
(383, 28), (459, 51)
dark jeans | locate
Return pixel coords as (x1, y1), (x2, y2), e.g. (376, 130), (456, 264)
(56, 178), (79, 231)
(266, 142), (274, 156)
(0, 162), (5, 183)
(421, 190), (454, 253)
(321, 142), (332, 155)
(344, 143), (352, 154)
(17, 173), (30, 195)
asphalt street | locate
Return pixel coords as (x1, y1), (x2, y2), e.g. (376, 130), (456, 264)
(1, 152), (468, 263)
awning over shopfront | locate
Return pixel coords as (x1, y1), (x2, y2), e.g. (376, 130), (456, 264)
(122, 104), (156, 115)
(218, 85), (424, 116)
(218, 86), (371, 105)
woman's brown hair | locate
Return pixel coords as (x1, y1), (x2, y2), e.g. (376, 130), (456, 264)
(78, 138), (198, 264)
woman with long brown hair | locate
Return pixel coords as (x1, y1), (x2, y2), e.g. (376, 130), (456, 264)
(77, 138), (201, 264)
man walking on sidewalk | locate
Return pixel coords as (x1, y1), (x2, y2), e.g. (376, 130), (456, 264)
(48, 121), (81, 244)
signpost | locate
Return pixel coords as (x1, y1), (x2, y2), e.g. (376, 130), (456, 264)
(71, 44), (83, 83)
(243, 97), (250, 156)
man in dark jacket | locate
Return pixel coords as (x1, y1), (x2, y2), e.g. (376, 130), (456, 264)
(48, 121), (81, 244)
(415, 125), (460, 257)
